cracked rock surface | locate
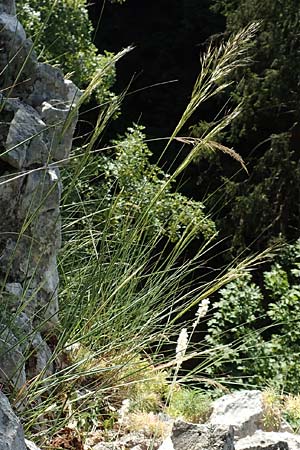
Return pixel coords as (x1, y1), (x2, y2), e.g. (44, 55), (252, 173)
(157, 391), (300, 450)
(0, 0), (80, 390)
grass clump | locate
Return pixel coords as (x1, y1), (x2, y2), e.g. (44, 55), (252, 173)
(262, 388), (283, 432)
(261, 388), (300, 433)
(167, 386), (212, 423)
(0, 14), (268, 448)
(119, 411), (170, 440)
(125, 363), (169, 414)
(283, 395), (300, 432)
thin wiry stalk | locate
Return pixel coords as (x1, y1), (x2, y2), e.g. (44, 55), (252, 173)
(61, 46), (133, 136)
(1, 15), (269, 445)
(140, 23), (259, 222)
(168, 22), (260, 145)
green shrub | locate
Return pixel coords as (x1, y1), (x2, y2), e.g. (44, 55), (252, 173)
(99, 124), (216, 242)
(16, 0), (117, 105)
(206, 239), (300, 392)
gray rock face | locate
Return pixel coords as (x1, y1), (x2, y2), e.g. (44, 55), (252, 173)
(235, 430), (300, 450)
(207, 391), (300, 450)
(0, 1), (78, 448)
(0, 0), (80, 391)
(173, 420), (235, 450)
(0, 327), (26, 389)
(159, 420), (235, 450)
(0, 13), (36, 99)
(157, 391), (300, 450)
(209, 390), (264, 439)
(0, 392), (27, 450)
(1, 0), (15, 14)
(4, 103), (48, 169)
(0, 391), (41, 449)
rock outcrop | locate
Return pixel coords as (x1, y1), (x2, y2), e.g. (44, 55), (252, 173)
(159, 420), (235, 450)
(158, 391), (300, 450)
(0, 391), (42, 450)
(0, 0), (79, 389)
(208, 390), (264, 439)
(0, 1), (80, 447)
(0, 391), (27, 450)
(236, 431), (300, 450)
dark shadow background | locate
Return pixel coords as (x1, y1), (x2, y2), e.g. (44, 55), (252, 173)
(88, 0), (225, 167)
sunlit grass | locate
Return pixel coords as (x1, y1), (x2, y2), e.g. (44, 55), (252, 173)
(0, 18), (270, 448)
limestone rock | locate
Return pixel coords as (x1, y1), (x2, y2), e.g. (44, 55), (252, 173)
(0, 170), (24, 229)
(159, 420), (235, 450)
(0, 0), (16, 14)
(89, 430), (162, 450)
(4, 104), (47, 169)
(40, 100), (78, 163)
(279, 421), (294, 434)
(5, 282), (23, 297)
(28, 63), (69, 108)
(92, 444), (115, 450)
(236, 430), (300, 450)
(26, 331), (54, 380)
(0, 0), (80, 390)
(64, 79), (83, 104)
(0, 392), (27, 450)
(0, 13), (36, 97)
(0, 327), (26, 389)
(159, 436), (174, 450)
(118, 431), (161, 450)
(209, 390), (264, 439)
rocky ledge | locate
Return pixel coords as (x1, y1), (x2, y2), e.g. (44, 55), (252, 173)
(3, 389), (300, 450)
(158, 390), (300, 450)
(0, 0), (80, 389)
(84, 390), (300, 450)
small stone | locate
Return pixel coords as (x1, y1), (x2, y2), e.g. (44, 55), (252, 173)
(5, 282), (23, 297)
(158, 436), (174, 450)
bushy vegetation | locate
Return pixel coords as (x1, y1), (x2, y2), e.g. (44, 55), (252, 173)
(206, 239), (300, 392)
(74, 123), (216, 243)
(16, 0), (117, 105)
(16, 0), (217, 244)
